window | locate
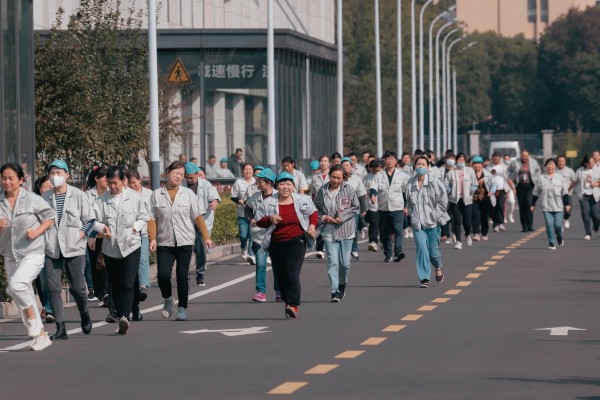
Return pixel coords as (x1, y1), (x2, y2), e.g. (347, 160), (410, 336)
(541, 0), (548, 23)
(527, 0), (537, 22)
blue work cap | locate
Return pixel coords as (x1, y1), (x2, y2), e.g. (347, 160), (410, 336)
(472, 156), (484, 163)
(276, 171), (295, 184)
(219, 157), (229, 163)
(48, 160), (69, 173)
(341, 157), (352, 164)
(310, 160), (320, 171)
(254, 165), (265, 172)
(185, 162), (200, 175)
(256, 168), (276, 183)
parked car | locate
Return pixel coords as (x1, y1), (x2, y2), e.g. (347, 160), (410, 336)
(489, 141), (520, 161)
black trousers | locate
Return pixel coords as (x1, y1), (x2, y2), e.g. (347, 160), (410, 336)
(493, 191), (507, 227)
(88, 239), (109, 298)
(472, 199), (492, 236)
(448, 200), (472, 242)
(157, 245), (193, 308)
(517, 184), (534, 230)
(268, 236), (306, 307)
(105, 248), (141, 319)
(365, 210), (380, 243)
(563, 194), (572, 221)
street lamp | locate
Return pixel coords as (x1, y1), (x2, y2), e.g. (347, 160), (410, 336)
(337, 0), (343, 154)
(446, 35), (465, 152)
(434, 20), (455, 156)
(410, 0), (417, 153)
(397, 0), (403, 156)
(267, 0), (276, 169)
(418, 0), (433, 150)
(440, 27), (458, 153)
(375, 0), (383, 157)
(148, 0), (160, 189)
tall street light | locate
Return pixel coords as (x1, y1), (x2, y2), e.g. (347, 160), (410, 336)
(337, 0), (344, 154)
(375, 0), (383, 157)
(267, 0), (276, 169)
(441, 29), (458, 152)
(396, 0), (403, 157)
(410, 0), (417, 153)
(418, 0), (433, 150)
(446, 35), (465, 152)
(434, 20), (455, 156)
(148, 0), (160, 189)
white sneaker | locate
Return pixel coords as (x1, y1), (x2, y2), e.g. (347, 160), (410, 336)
(493, 226), (500, 233)
(368, 242), (378, 252)
(360, 228), (367, 239)
(29, 334), (52, 351)
(466, 236), (473, 247)
(564, 219), (570, 229)
(445, 239), (452, 244)
(247, 255), (256, 265)
(315, 251), (325, 259)
(267, 257), (272, 265)
(509, 215), (515, 223)
(26, 318), (42, 339)
(408, 228), (414, 238)
(454, 241), (463, 250)
(584, 234), (591, 240)
(499, 224), (506, 231)
(451, 234), (456, 244)
(403, 229), (410, 239)
(548, 244), (556, 250)
(241, 250), (248, 261)
(504, 218), (508, 224)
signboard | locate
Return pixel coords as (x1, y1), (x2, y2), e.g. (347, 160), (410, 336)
(566, 150), (577, 158)
(167, 58), (192, 83)
(201, 53), (267, 90)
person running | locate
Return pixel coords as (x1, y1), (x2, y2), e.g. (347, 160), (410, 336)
(148, 161), (213, 321)
(255, 172), (318, 319)
(310, 155), (330, 259)
(364, 159), (383, 252)
(568, 155), (600, 240)
(405, 156), (450, 288)
(314, 165), (360, 302)
(556, 155), (576, 230)
(369, 151), (410, 262)
(471, 156), (495, 241)
(531, 158), (570, 250)
(445, 153), (477, 249)
(341, 157), (367, 261)
(245, 168), (280, 302)
(508, 150), (542, 232)
(43, 160), (95, 341)
(33, 175), (55, 323)
(92, 166), (150, 334)
(280, 156), (310, 194)
(0, 163), (55, 350)
(231, 163), (256, 262)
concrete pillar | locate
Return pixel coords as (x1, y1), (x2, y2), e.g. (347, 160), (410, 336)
(232, 94), (246, 155)
(213, 92), (227, 159)
(468, 129), (480, 157)
(542, 129), (553, 161)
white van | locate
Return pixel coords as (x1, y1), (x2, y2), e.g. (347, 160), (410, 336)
(489, 141), (520, 161)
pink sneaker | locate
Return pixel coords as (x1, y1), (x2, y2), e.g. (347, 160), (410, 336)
(482, 235), (489, 241)
(252, 292), (267, 302)
(473, 234), (481, 241)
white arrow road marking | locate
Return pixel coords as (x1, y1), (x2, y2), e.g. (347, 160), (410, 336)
(535, 326), (587, 336)
(181, 326), (270, 337)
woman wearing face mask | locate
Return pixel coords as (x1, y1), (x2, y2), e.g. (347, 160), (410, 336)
(231, 163), (256, 262)
(568, 155), (600, 240)
(256, 172), (318, 319)
(444, 153), (477, 249)
(92, 166), (150, 334)
(314, 165), (360, 302)
(405, 156), (450, 288)
(531, 158), (570, 250)
(441, 155), (456, 244)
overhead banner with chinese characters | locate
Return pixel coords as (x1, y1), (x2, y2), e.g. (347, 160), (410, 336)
(201, 52), (267, 90)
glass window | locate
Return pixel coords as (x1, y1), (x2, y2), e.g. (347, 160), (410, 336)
(527, 0), (537, 23)
(540, 0), (549, 23)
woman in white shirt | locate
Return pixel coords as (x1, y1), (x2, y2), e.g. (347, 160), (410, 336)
(444, 153), (477, 249)
(231, 163), (256, 261)
(568, 155), (600, 240)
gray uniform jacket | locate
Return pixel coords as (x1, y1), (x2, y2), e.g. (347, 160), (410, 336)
(532, 174), (568, 212)
(93, 189), (151, 258)
(150, 186), (205, 247)
(556, 166), (576, 193)
(473, 169), (496, 195)
(44, 185), (94, 259)
(508, 158), (542, 186)
(405, 174), (451, 230)
(245, 189), (277, 245)
(369, 169), (411, 211)
(314, 182), (360, 241)
(255, 193), (317, 250)
(309, 173), (329, 197)
(444, 167), (477, 205)
(0, 189), (56, 262)
(193, 179), (220, 234)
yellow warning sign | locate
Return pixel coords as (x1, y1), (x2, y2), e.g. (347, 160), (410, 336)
(566, 150), (577, 158)
(167, 59), (192, 83)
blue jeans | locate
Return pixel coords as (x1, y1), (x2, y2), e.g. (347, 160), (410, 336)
(138, 235), (150, 287)
(38, 266), (53, 313)
(543, 211), (563, 246)
(237, 217), (252, 252)
(413, 226), (442, 283)
(251, 242), (279, 294)
(324, 239), (353, 293)
(378, 210), (405, 258)
(352, 214), (360, 252)
(195, 232), (207, 280)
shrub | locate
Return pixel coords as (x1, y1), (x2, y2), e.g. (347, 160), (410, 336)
(211, 193), (239, 245)
(0, 256), (9, 302)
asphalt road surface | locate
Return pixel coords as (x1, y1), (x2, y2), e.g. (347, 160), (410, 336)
(1, 206), (599, 400)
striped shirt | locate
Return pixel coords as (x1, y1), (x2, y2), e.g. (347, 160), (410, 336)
(55, 192), (95, 236)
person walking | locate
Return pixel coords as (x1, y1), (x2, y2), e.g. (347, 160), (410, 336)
(0, 163), (55, 350)
(508, 150), (542, 232)
(92, 166), (150, 334)
(314, 165), (360, 302)
(341, 157), (367, 261)
(556, 155), (576, 230)
(280, 156), (310, 194)
(444, 153), (477, 249)
(231, 163), (256, 262)
(531, 158), (570, 249)
(148, 161), (213, 321)
(245, 168), (281, 302)
(43, 160), (95, 341)
(310, 155), (330, 259)
(470, 156), (495, 241)
(369, 151), (411, 262)
(405, 156), (450, 288)
(255, 172), (318, 319)
(568, 155), (600, 240)
(33, 175), (55, 322)
(364, 159), (383, 252)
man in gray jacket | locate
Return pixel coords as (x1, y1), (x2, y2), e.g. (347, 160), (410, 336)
(508, 150), (542, 232)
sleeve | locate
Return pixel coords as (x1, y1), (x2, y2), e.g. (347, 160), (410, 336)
(369, 173), (379, 196)
(230, 180), (241, 203)
(208, 185), (221, 203)
(189, 192), (204, 221)
(313, 189), (327, 220)
(80, 191), (95, 225)
(134, 195), (151, 231)
(299, 172), (309, 192)
(194, 215), (210, 240)
(34, 194), (56, 222)
(255, 200), (271, 228)
(532, 182), (541, 197)
(150, 191), (158, 221)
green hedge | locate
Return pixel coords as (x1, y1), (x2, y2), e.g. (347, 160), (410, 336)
(0, 257), (9, 302)
(211, 193), (239, 245)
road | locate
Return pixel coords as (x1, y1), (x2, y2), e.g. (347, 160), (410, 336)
(0, 207), (599, 400)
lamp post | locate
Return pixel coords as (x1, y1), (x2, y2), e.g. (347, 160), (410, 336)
(441, 28), (458, 153)
(375, 0), (383, 157)
(410, 0), (417, 153)
(267, 0), (276, 169)
(446, 36), (466, 152)
(397, 0), (403, 157)
(418, 0), (433, 150)
(148, 0), (160, 189)
(337, 0), (344, 154)
(434, 20), (455, 156)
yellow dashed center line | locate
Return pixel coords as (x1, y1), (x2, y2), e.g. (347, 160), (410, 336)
(445, 289), (462, 295)
(456, 281), (472, 287)
(491, 255), (504, 260)
(268, 382), (308, 394)
(483, 261), (497, 266)
(476, 266), (489, 271)
(305, 364), (339, 375)
(432, 297), (451, 303)
(401, 314), (423, 321)
(498, 250), (511, 254)
(466, 273), (481, 279)
(361, 337), (387, 346)
(335, 350), (365, 359)
(383, 325), (406, 332)
(418, 305), (438, 311)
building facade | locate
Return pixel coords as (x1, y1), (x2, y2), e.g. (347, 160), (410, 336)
(457, 0), (597, 40)
(35, 0), (337, 174)
(0, 0), (35, 185)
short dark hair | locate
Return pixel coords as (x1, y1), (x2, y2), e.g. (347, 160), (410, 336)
(361, 151), (370, 156)
(414, 149), (424, 157)
(329, 164), (348, 180)
(166, 161), (186, 174)
(319, 154), (330, 162)
(369, 159), (384, 169)
(281, 156), (295, 165)
(0, 162), (25, 180)
(126, 169), (141, 181)
(413, 156), (429, 167)
(492, 152), (501, 158)
(382, 151), (398, 160)
(34, 175), (51, 195)
(347, 152), (357, 158)
(208, 155), (216, 159)
(557, 155), (567, 162)
(544, 158), (557, 167)
(456, 153), (467, 162)
(106, 166), (126, 181)
(331, 152), (342, 160)
(235, 148), (243, 153)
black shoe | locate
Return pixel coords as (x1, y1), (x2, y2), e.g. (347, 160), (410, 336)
(139, 287), (147, 302)
(100, 294), (110, 308)
(338, 283), (346, 300)
(131, 305), (143, 321)
(105, 313), (119, 323)
(521, 228), (528, 232)
(420, 280), (429, 288)
(330, 292), (341, 303)
(81, 311), (92, 335)
(384, 256), (393, 262)
(394, 252), (406, 262)
(87, 290), (98, 302)
(558, 237), (564, 246)
(50, 322), (68, 341)
(528, 227), (535, 232)
(197, 276), (205, 286)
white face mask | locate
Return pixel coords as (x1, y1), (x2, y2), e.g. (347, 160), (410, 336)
(51, 175), (65, 188)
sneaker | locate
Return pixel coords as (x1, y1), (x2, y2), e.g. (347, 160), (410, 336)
(44, 313), (55, 324)
(267, 257), (272, 265)
(176, 307), (187, 321)
(360, 229), (366, 239)
(548, 244), (557, 250)
(584, 234), (592, 240)
(466, 236), (473, 247)
(393, 252), (406, 262)
(403, 229), (410, 239)
(351, 251), (361, 261)
(131, 305), (143, 321)
(451, 234), (456, 244)
(116, 317), (129, 335)
(473, 234), (481, 241)
(499, 224), (507, 231)
(29, 334), (52, 351)
(493, 226), (500, 233)
(420, 280), (429, 288)
(161, 297), (174, 319)
(26, 318), (42, 338)
(338, 283), (346, 300)
(558, 237), (564, 246)
(275, 292), (282, 302)
(315, 251), (325, 259)
(482, 235), (489, 241)
(285, 305), (298, 319)
(509, 215), (515, 223)
(330, 292), (341, 303)
(252, 292), (267, 302)
(454, 241), (463, 250)
(444, 238), (452, 244)
(98, 294), (109, 308)
(105, 313), (119, 323)
(87, 290), (98, 302)
(241, 250), (248, 261)
(247, 255), (256, 265)
(435, 267), (444, 282)
(139, 287), (148, 302)
(384, 256), (393, 262)
(368, 242), (378, 252)
(564, 219), (570, 229)
(408, 228), (414, 238)
(197, 276), (205, 286)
